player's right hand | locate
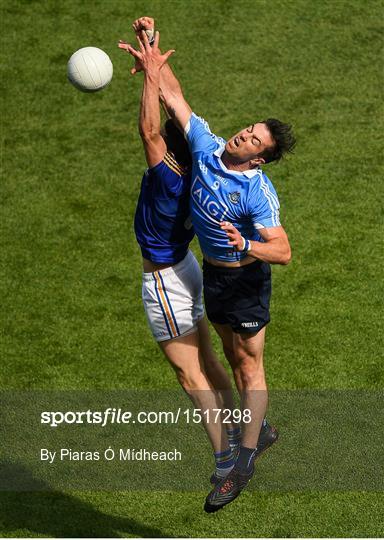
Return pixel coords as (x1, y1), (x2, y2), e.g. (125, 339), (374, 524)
(130, 17), (155, 74)
(220, 221), (246, 251)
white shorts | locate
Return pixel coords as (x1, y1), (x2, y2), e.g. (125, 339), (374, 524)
(142, 250), (205, 342)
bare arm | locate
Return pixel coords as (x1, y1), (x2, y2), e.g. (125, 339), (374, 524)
(252, 226), (291, 265)
(158, 63), (192, 131)
(139, 68), (166, 168)
(129, 16), (192, 131)
(220, 222), (292, 265)
(122, 32), (175, 167)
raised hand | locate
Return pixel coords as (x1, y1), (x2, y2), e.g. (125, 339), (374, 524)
(132, 16), (155, 38)
(118, 16), (155, 75)
(118, 39), (143, 74)
(119, 31), (174, 76)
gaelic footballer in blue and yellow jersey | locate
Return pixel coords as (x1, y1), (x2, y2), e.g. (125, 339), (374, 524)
(134, 149), (203, 342)
(185, 114), (281, 263)
(134, 151), (194, 265)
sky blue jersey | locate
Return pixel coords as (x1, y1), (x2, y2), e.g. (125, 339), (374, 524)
(134, 152), (194, 264)
(185, 113), (281, 262)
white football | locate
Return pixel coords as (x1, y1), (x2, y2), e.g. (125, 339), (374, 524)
(67, 47), (113, 92)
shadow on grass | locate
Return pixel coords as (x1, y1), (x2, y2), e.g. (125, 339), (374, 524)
(0, 462), (167, 538)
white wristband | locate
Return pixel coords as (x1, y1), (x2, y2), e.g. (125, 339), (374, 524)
(145, 28), (155, 46)
(241, 237), (251, 252)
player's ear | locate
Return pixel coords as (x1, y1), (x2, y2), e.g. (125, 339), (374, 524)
(250, 157), (265, 168)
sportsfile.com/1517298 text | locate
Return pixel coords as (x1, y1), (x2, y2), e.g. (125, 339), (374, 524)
(40, 407), (252, 427)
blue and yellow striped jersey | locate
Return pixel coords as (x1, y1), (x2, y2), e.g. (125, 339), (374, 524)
(134, 153), (194, 264)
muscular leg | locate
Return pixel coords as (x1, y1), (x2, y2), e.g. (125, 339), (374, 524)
(212, 323), (268, 448)
(212, 323), (242, 392)
(159, 329), (229, 453)
(196, 318), (236, 414)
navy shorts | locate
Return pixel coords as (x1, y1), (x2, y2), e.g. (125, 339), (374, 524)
(202, 259), (271, 334)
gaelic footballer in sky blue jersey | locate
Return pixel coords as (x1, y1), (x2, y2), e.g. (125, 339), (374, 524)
(185, 114), (281, 263)
(122, 16), (296, 513)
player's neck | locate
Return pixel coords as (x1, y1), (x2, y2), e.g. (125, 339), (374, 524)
(221, 151), (253, 173)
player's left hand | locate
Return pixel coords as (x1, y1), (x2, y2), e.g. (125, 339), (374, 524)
(118, 16), (156, 75)
(118, 39), (143, 74)
(119, 31), (175, 76)
(220, 221), (246, 251)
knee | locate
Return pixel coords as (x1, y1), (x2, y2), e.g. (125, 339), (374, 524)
(235, 357), (265, 390)
(176, 367), (207, 393)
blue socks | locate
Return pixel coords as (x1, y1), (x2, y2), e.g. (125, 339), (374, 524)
(226, 426), (241, 455)
(233, 419), (269, 473)
(214, 447), (235, 478)
(215, 419), (269, 476)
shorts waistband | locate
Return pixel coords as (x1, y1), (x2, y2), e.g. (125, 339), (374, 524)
(202, 258), (264, 274)
(143, 250), (196, 281)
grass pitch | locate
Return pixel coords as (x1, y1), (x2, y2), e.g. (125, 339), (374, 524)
(1, 0), (383, 537)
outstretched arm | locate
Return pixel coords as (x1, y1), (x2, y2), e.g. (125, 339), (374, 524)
(131, 17), (192, 131)
(121, 31), (175, 168)
(139, 61), (165, 167)
(159, 63), (192, 131)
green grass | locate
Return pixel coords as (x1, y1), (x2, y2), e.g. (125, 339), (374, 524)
(1, 0), (383, 537)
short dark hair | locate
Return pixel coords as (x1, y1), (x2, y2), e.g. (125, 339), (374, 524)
(259, 118), (296, 164)
(160, 119), (192, 168)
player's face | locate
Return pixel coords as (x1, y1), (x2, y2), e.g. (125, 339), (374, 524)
(225, 123), (274, 164)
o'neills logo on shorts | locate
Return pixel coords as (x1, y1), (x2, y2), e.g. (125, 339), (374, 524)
(241, 321), (259, 328)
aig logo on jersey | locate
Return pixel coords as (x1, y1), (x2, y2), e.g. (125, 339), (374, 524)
(228, 191), (240, 204)
(191, 176), (228, 223)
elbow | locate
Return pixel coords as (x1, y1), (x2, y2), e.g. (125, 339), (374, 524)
(281, 246), (292, 265)
(139, 126), (145, 140)
(139, 127), (158, 142)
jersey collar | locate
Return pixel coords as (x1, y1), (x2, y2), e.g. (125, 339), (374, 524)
(213, 145), (261, 179)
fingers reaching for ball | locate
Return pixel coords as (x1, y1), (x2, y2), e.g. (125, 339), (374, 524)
(118, 40), (129, 50)
(118, 30), (175, 76)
